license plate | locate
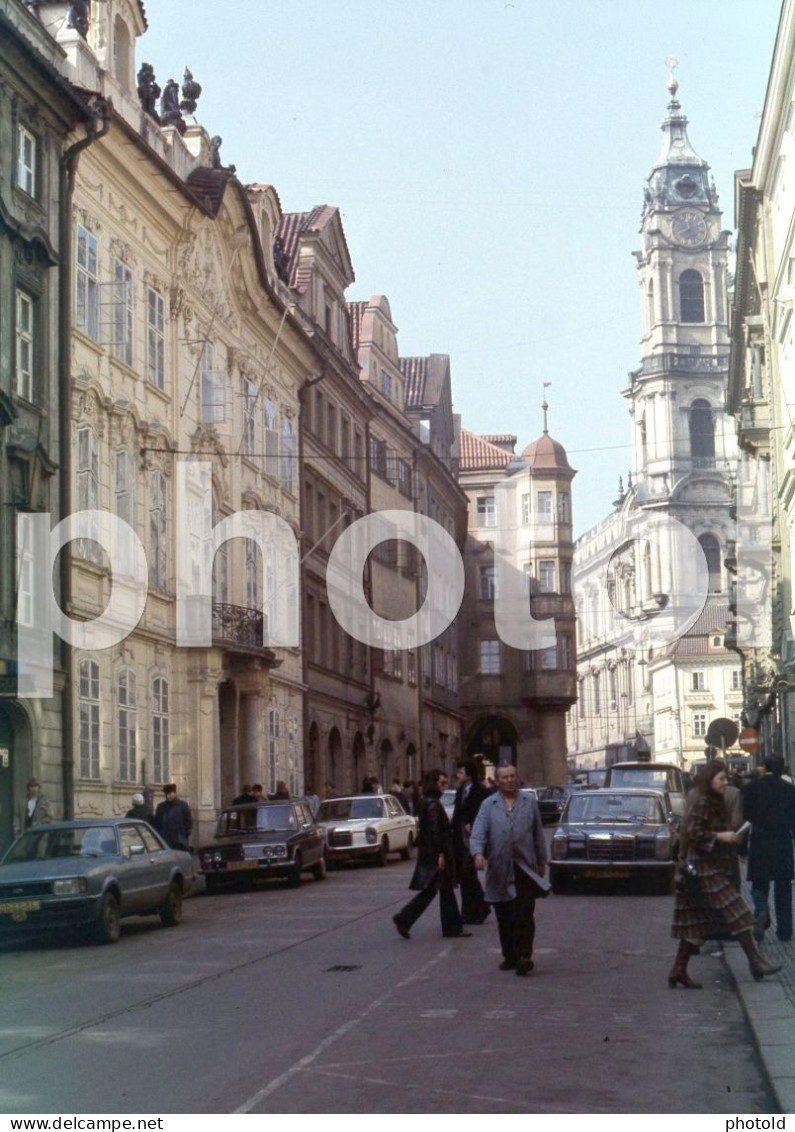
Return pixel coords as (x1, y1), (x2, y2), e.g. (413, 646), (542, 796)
(588, 869), (630, 880)
(227, 860), (259, 871)
(0, 900), (41, 920)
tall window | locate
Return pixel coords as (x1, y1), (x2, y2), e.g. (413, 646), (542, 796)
(476, 495), (496, 528)
(16, 123), (36, 196)
(593, 672), (601, 715)
(689, 400), (715, 464)
(537, 491), (553, 521)
(116, 669), (137, 783)
(147, 288), (165, 388)
(680, 269), (705, 323)
(212, 494), (229, 604)
(149, 469), (167, 590)
(692, 711), (707, 739)
(558, 492), (570, 523)
(479, 639), (500, 674)
(15, 290), (34, 401)
(538, 560), (556, 593)
(78, 658), (101, 780)
(246, 537), (261, 611)
(113, 259), (133, 366)
(16, 526), (33, 628)
(691, 670), (707, 691)
(263, 398), (279, 478)
(268, 707), (280, 792)
(381, 369), (392, 401)
(479, 564), (496, 600)
(201, 343), (225, 425)
(698, 533), (721, 592)
(282, 418), (294, 491)
(75, 226), (99, 340)
(75, 426), (99, 561)
(521, 493), (531, 525)
(242, 379), (256, 456)
(114, 449), (135, 575)
(151, 676), (170, 783)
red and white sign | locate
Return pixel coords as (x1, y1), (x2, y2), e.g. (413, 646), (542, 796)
(738, 728), (761, 754)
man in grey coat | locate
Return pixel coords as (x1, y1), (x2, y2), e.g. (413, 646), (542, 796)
(470, 764), (548, 976)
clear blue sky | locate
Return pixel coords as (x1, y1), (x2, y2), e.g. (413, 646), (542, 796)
(139, 0), (780, 535)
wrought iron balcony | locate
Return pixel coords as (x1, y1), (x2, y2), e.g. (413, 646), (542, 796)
(211, 602), (267, 650)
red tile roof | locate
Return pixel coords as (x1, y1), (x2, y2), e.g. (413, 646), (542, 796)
(347, 301), (367, 352)
(659, 600), (731, 658)
(400, 356), (427, 408)
(185, 166), (236, 216)
(459, 428), (513, 471)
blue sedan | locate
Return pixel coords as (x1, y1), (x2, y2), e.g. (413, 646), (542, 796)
(0, 819), (195, 944)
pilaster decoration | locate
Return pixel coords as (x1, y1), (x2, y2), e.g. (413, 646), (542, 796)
(74, 204), (102, 233)
(72, 385), (111, 435)
(190, 425), (230, 471)
(137, 63), (161, 123)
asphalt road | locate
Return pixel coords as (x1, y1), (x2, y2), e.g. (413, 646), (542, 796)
(0, 856), (778, 1115)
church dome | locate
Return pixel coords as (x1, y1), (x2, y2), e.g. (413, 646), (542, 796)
(521, 432), (573, 472)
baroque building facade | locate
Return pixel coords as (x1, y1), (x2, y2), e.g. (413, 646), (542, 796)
(728, 0), (795, 763)
(0, 0), (91, 848)
(568, 74), (741, 772)
(457, 423), (576, 785)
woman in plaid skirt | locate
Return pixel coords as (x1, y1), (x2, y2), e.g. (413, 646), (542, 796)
(669, 759), (781, 988)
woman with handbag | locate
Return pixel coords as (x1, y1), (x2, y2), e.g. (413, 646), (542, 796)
(669, 759), (781, 988)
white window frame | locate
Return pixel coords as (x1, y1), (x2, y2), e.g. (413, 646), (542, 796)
(201, 343), (226, 425)
(16, 123), (36, 196)
(151, 675), (170, 784)
(147, 287), (165, 388)
(242, 378), (256, 456)
(479, 639), (500, 674)
(75, 425), (99, 561)
(476, 495), (497, 528)
(78, 658), (101, 780)
(15, 290), (34, 401)
(263, 398), (279, 479)
(116, 668), (137, 783)
(479, 565), (496, 600)
(691, 670), (707, 691)
(538, 560), (556, 593)
(537, 491), (553, 521)
(75, 226), (99, 340)
(282, 418), (294, 492)
(114, 449), (136, 576)
(692, 711), (707, 739)
(112, 259), (133, 366)
(149, 469), (168, 591)
(521, 493), (531, 525)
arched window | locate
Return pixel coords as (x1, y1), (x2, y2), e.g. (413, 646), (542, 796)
(689, 399), (715, 465)
(698, 534), (721, 593)
(680, 269), (705, 323)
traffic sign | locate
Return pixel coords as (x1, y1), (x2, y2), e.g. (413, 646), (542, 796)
(738, 728), (761, 755)
(706, 717), (739, 751)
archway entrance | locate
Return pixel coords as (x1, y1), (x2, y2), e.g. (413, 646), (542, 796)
(465, 715), (518, 769)
(327, 726), (342, 794)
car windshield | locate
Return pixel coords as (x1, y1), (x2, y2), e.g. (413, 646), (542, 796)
(317, 798), (383, 821)
(609, 768), (674, 790)
(216, 805), (297, 835)
(4, 826), (118, 862)
(565, 794), (665, 824)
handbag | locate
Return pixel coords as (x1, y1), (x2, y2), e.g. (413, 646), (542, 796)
(675, 858), (700, 895)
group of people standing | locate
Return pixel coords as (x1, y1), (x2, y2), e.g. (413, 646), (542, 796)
(393, 760), (548, 976)
(669, 754), (794, 988)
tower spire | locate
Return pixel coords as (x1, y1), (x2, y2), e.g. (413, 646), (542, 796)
(542, 381), (551, 435)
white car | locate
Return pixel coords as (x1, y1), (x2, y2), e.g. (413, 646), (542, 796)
(315, 794), (417, 866)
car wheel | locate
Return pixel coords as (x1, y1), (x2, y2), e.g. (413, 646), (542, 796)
(311, 854), (327, 881)
(287, 852), (302, 888)
(159, 881), (183, 926)
(377, 836), (389, 867)
(95, 892), (121, 944)
(400, 832), (415, 861)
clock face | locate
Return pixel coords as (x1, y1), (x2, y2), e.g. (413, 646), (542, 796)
(670, 209), (708, 247)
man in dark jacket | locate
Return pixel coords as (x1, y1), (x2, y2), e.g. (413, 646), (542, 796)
(451, 759), (491, 924)
(744, 755), (795, 941)
(153, 784), (193, 852)
(125, 792), (152, 821)
(392, 769), (470, 940)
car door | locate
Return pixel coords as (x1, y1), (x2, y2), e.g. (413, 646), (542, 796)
(296, 803), (322, 864)
(384, 795), (409, 847)
(134, 822), (174, 908)
(117, 823), (166, 912)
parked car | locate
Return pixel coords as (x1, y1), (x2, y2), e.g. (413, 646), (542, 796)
(199, 800), (326, 891)
(536, 784), (593, 823)
(315, 794), (417, 866)
(0, 819), (194, 944)
(603, 761), (689, 816)
(549, 788), (681, 894)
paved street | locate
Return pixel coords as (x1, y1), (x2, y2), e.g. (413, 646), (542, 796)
(0, 858), (779, 1115)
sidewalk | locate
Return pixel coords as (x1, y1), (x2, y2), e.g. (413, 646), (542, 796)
(723, 887), (795, 1114)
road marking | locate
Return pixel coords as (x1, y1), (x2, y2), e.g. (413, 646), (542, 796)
(306, 1066), (510, 1106)
(419, 1009), (458, 1019)
(233, 948), (451, 1113)
(483, 1009), (516, 1020)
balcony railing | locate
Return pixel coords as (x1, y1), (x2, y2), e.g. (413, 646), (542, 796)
(635, 351), (729, 379)
(211, 603), (267, 650)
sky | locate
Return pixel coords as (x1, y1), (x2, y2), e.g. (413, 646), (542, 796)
(138, 0), (780, 536)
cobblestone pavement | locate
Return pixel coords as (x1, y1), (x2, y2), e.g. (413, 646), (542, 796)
(723, 880), (795, 1114)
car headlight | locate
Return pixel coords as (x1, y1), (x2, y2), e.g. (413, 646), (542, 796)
(52, 877), (86, 896)
(551, 830), (568, 859)
(269, 844), (287, 858)
(655, 833), (672, 861)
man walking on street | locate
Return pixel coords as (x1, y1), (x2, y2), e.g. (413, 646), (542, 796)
(743, 755), (795, 942)
(154, 784), (193, 852)
(470, 764), (548, 976)
(393, 769), (471, 941)
(452, 759), (491, 924)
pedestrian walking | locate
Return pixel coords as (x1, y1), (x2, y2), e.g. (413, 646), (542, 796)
(392, 769), (471, 941)
(18, 778), (53, 834)
(451, 759), (491, 924)
(153, 784), (193, 852)
(743, 755), (795, 942)
(669, 759), (780, 988)
(470, 764), (548, 976)
(125, 792), (152, 821)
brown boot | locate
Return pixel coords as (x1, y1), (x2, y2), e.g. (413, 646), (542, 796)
(668, 939), (702, 989)
(737, 929), (782, 981)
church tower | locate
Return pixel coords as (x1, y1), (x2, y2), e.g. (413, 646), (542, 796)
(625, 65), (736, 596)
